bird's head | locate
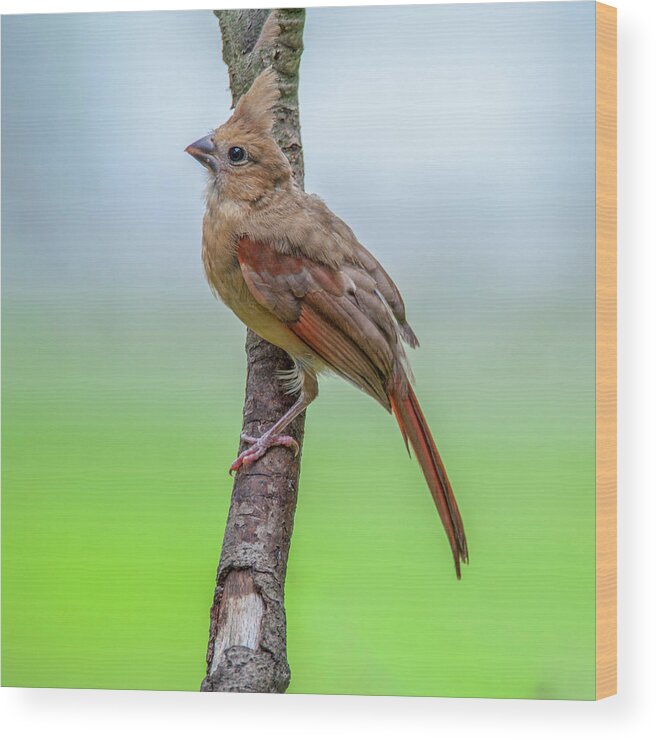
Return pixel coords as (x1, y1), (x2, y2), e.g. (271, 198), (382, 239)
(186, 68), (292, 202)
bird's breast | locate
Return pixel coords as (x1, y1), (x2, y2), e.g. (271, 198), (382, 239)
(201, 227), (316, 366)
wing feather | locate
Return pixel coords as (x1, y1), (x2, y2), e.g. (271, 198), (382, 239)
(237, 237), (404, 408)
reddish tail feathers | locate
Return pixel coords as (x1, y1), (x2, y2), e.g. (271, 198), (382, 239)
(390, 385), (468, 578)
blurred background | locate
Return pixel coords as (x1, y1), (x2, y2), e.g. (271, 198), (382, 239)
(2, 3), (596, 698)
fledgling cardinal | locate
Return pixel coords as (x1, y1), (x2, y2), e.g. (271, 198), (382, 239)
(186, 69), (468, 577)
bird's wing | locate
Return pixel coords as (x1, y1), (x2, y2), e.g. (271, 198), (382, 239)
(237, 237), (407, 408)
(350, 243), (419, 348)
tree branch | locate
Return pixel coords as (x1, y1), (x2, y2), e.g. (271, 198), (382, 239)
(200, 8), (306, 694)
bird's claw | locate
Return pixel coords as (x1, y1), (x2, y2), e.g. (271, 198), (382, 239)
(229, 433), (299, 475)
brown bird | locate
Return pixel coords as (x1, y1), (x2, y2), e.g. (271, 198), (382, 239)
(186, 69), (468, 577)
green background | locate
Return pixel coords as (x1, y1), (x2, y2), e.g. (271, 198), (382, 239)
(2, 3), (596, 698)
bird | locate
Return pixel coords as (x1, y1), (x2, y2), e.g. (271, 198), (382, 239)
(186, 69), (468, 578)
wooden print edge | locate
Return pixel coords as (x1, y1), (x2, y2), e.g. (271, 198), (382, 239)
(595, 1), (617, 701)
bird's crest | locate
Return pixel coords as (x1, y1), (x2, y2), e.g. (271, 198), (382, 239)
(231, 68), (280, 133)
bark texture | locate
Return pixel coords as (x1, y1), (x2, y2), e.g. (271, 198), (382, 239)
(201, 8), (306, 694)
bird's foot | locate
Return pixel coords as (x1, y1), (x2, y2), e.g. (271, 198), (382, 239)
(229, 432), (299, 475)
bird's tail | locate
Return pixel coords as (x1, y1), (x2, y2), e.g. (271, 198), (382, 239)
(389, 383), (468, 578)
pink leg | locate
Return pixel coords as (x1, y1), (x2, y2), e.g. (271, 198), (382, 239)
(229, 431), (300, 474)
(229, 371), (318, 475)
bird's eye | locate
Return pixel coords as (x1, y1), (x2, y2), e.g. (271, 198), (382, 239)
(228, 146), (247, 164)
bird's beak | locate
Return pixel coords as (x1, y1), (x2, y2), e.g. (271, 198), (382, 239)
(185, 134), (219, 174)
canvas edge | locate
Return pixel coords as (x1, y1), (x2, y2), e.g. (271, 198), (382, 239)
(595, 0), (617, 701)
